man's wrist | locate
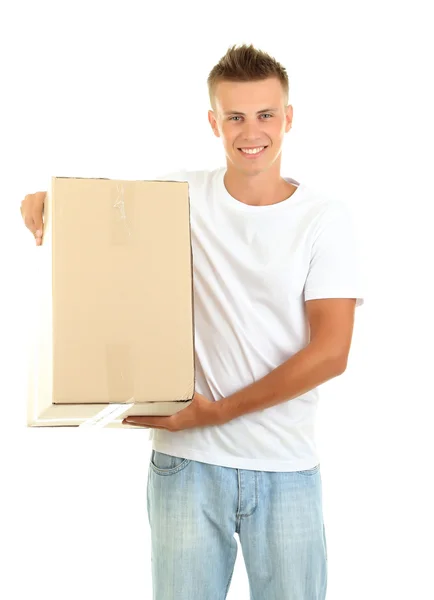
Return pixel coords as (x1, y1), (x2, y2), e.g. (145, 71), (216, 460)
(213, 397), (231, 425)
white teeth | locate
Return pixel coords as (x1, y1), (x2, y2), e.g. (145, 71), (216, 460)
(240, 146), (265, 154)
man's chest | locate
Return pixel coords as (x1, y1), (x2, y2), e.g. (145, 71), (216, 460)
(190, 212), (312, 303)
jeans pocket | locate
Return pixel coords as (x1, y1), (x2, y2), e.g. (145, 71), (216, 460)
(150, 450), (191, 476)
(296, 463), (320, 476)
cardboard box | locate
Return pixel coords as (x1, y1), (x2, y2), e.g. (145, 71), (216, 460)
(27, 176), (195, 428)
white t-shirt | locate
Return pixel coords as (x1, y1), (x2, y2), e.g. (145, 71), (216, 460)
(149, 166), (365, 472)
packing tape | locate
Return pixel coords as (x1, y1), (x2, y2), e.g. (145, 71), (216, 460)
(111, 181), (133, 245)
(79, 183), (136, 428)
(79, 401), (135, 428)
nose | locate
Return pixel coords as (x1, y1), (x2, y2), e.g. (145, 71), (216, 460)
(240, 121), (263, 142)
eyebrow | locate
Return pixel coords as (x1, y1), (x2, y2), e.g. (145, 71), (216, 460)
(223, 107), (279, 116)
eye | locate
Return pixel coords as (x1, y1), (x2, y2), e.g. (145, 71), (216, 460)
(260, 113), (273, 119)
(229, 116), (242, 121)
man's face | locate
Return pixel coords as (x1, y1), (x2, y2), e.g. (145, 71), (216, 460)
(208, 77), (292, 176)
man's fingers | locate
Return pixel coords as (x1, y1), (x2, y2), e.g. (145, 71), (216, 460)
(23, 214), (42, 244)
(32, 207), (44, 242)
(32, 193), (45, 230)
(23, 215), (36, 234)
(21, 191), (46, 245)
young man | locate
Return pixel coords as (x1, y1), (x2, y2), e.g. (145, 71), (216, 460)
(21, 44), (364, 599)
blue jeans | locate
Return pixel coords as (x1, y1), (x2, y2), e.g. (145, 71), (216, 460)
(147, 450), (328, 600)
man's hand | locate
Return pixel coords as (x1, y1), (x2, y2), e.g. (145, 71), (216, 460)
(20, 191), (46, 245)
(122, 392), (223, 431)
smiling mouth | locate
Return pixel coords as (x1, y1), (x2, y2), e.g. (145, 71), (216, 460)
(238, 145), (268, 156)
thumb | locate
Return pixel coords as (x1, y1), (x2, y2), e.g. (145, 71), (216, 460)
(33, 192), (46, 244)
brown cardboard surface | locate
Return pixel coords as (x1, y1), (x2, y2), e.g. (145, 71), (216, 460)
(27, 177), (195, 428)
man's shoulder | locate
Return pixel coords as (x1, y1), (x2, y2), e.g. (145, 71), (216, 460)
(295, 179), (350, 215)
(300, 182), (357, 238)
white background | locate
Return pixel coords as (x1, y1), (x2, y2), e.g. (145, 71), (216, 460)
(1, 1), (433, 598)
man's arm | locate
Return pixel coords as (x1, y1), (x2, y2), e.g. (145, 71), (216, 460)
(216, 298), (357, 424)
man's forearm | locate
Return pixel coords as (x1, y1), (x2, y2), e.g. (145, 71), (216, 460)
(217, 342), (346, 424)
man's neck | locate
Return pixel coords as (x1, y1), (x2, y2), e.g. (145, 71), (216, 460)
(223, 164), (297, 207)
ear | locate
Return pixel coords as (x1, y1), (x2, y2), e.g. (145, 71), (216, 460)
(285, 104), (293, 133)
(208, 110), (221, 138)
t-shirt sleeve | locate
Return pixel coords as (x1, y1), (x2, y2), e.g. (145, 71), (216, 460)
(304, 201), (365, 307)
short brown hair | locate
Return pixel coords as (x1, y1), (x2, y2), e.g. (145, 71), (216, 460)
(207, 44), (289, 109)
